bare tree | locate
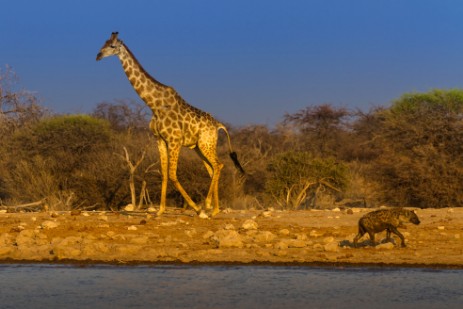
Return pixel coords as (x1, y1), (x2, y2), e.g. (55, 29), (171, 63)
(0, 65), (46, 134)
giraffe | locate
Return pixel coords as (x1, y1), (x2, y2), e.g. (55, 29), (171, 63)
(96, 32), (244, 218)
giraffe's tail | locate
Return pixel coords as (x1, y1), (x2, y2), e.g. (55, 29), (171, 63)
(219, 125), (245, 175)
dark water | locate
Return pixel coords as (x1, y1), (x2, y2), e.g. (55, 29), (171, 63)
(0, 264), (462, 309)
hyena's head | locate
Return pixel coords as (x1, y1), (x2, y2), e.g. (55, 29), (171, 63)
(401, 210), (420, 225)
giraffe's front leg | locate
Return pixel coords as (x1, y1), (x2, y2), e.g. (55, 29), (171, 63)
(168, 144), (206, 218)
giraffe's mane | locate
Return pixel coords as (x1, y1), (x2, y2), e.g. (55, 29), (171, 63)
(122, 42), (170, 89)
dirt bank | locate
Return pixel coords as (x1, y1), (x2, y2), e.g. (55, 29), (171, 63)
(0, 207), (462, 267)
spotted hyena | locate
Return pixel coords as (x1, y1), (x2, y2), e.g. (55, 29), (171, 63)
(353, 208), (420, 248)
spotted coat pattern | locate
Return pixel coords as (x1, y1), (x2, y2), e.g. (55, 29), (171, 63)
(353, 208), (420, 247)
(97, 32), (244, 217)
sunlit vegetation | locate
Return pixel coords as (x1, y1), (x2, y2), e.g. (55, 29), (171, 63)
(2, 67), (463, 210)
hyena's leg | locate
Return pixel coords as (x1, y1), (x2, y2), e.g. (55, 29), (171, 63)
(385, 228), (393, 242)
(368, 232), (376, 246)
(353, 224), (367, 247)
(353, 232), (364, 247)
(389, 226), (406, 247)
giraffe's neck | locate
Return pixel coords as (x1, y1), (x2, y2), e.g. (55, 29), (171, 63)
(117, 43), (175, 111)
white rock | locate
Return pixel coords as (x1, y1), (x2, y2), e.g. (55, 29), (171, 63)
(279, 229), (290, 236)
(241, 219), (258, 230)
(324, 242), (339, 252)
(287, 239), (307, 248)
(332, 207), (341, 212)
(437, 226), (445, 230)
(0, 210), (7, 214)
(224, 224), (235, 230)
(323, 236), (335, 244)
(260, 211), (272, 218)
(127, 225), (138, 231)
(124, 204), (134, 211)
(199, 211), (209, 219)
(274, 241), (289, 250)
(41, 220), (59, 229)
(375, 242), (395, 250)
(212, 230), (243, 248)
(185, 229), (197, 238)
(202, 231), (215, 239)
(160, 221), (178, 227)
(254, 231), (277, 242)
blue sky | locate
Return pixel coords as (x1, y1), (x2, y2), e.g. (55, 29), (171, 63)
(2, 0), (463, 126)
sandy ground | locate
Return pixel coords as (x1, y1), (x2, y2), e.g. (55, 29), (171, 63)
(0, 207), (462, 267)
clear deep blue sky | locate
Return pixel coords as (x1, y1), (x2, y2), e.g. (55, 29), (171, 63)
(2, 0), (463, 126)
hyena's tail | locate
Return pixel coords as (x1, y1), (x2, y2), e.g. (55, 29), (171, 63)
(219, 125), (245, 175)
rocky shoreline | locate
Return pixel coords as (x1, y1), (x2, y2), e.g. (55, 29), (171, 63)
(1, 207), (462, 267)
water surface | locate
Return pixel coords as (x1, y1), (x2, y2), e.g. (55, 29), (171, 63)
(0, 264), (462, 309)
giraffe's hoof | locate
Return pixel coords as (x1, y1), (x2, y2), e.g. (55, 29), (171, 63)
(156, 209), (165, 217)
(211, 208), (220, 217)
(198, 210), (209, 219)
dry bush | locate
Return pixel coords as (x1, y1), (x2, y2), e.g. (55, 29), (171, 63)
(368, 90), (463, 208)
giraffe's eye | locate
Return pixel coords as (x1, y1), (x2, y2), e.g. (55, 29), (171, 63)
(110, 45), (116, 48)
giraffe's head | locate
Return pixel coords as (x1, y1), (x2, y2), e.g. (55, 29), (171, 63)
(96, 32), (123, 61)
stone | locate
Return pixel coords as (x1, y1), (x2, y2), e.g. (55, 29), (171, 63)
(41, 220), (59, 229)
(185, 228), (197, 238)
(309, 230), (321, 237)
(0, 233), (14, 246)
(375, 242), (395, 250)
(279, 229), (290, 236)
(287, 239), (307, 248)
(0, 247), (13, 256)
(124, 204), (134, 211)
(437, 226), (445, 230)
(212, 230), (243, 248)
(199, 211), (209, 219)
(254, 231), (277, 242)
(241, 219), (258, 230)
(324, 242), (339, 252)
(274, 241), (289, 250)
(16, 230), (39, 246)
(127, 225), (138, 231)
(260, 211), (272, 218)
(323, 236), (335, 244)
(224, 224), (235, 230)
(202, 231), (215, 240)
(130, 236), (149, 245)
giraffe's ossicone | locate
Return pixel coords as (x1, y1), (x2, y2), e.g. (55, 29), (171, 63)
(97, 32), (244, 218)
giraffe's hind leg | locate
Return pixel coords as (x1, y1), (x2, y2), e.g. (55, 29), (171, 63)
(196, 143), (223, 217)
(156, 139), (169, 217)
